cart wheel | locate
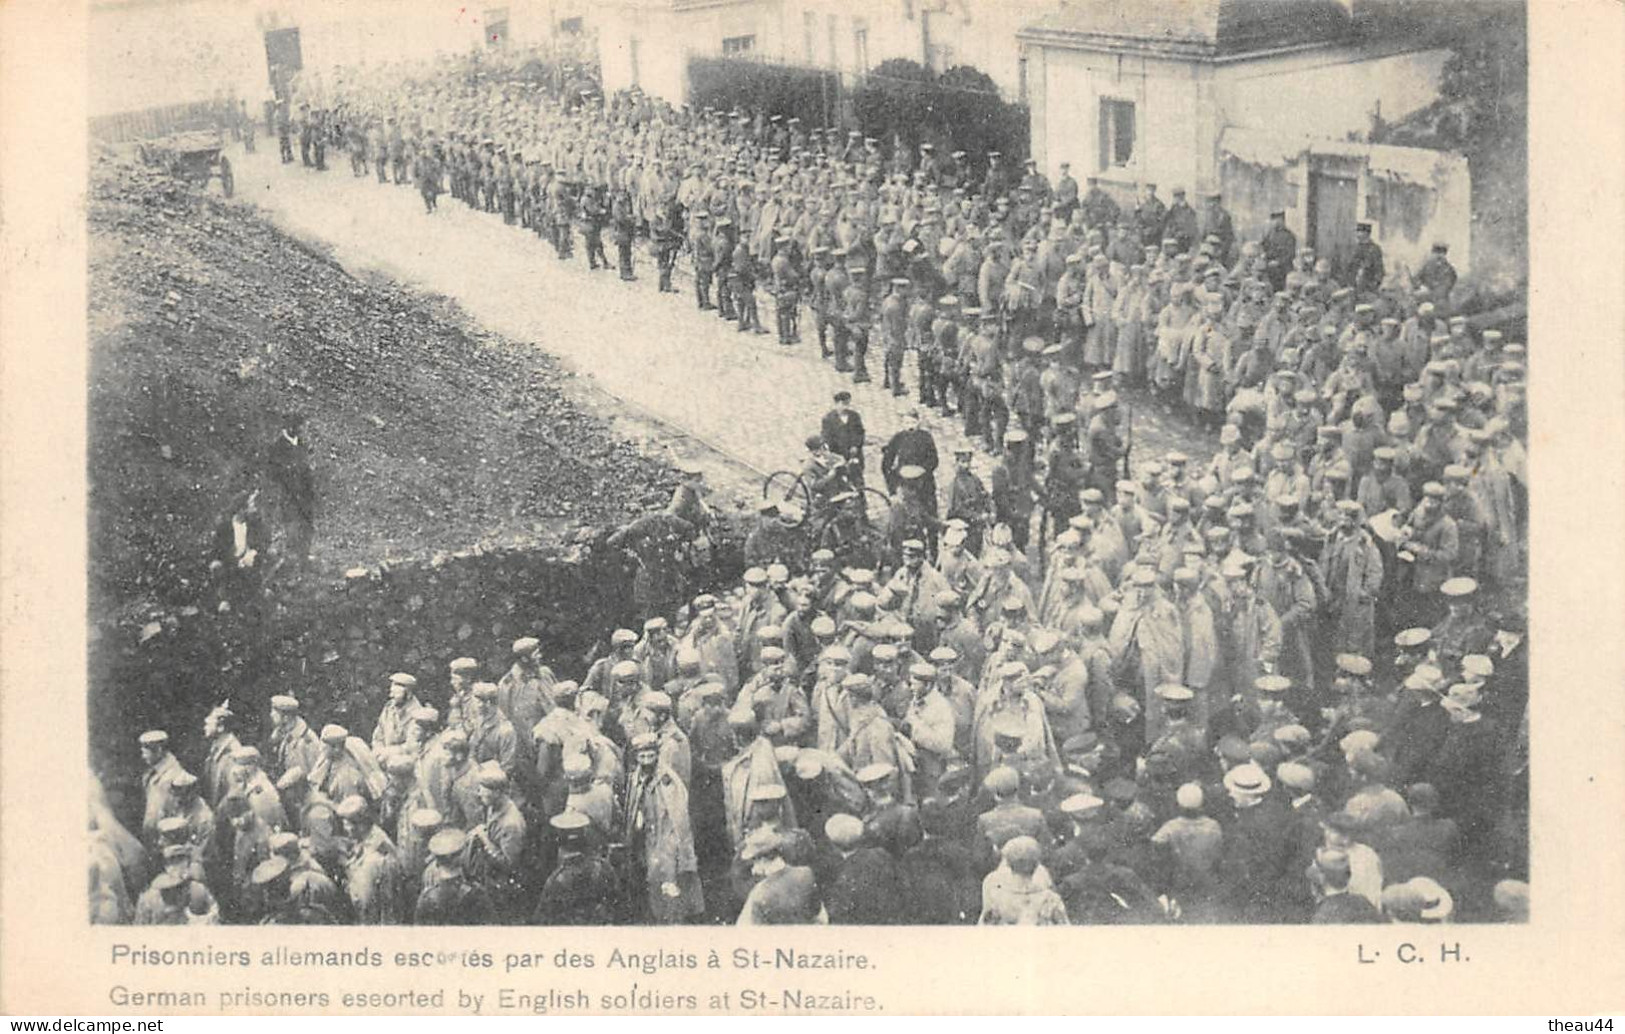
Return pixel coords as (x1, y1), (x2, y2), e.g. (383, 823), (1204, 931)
(761, 471), (811, 528)
(219, 157), (235, 198)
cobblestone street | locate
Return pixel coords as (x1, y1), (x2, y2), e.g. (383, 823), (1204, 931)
(235, 151), (1216, 512)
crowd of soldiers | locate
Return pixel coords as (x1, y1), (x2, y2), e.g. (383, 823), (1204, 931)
(98, 513), (1527, 926)
(271, 54), (1516, 516)
(92, 52), (1530, 927)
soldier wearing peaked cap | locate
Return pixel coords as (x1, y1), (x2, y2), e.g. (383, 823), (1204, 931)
(267, 695), (323, 785)
(337, 795), (402, 924)
(821, 811), (907, 924)
(138, 730), (188, 846)
(497, 638), (556, 740)
(535, 811), (620, 925)
(413, 829), (493, 925)
(622, 729), (704, 923)
(372, 673), (424, 754)
(201, 702), (244, 808)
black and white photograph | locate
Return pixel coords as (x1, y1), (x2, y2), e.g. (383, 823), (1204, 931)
(81, 0), (1533, 931)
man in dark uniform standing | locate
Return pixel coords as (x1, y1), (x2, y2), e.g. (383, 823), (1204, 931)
(824, 253), (851, 369)
(1053, 163), (1079, 224)
(713, 217), (737, 320)
(690, 210), (716, 308)
(1164, 188), (1199, 256)
(612, 188), (637, 281)
(821, 391), (867, 481)
(881, 409), (940, 515)
(1346, 222), (1386, 296)
(1134, 183), (1168, 249)
(946, 448), (994, 556)
(769, 237), (800, 343)
(842, 265), (873, 383)
(656, 195), (686, 294)
(1201, 191), (1236, 268)
(1260, 210), (1298, 293)
(1416, 242), (1458, 305)
(1081, 177), (1119, 231)
(1086, 391), (1123, 503)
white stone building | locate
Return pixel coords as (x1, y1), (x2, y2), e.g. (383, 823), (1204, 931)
(1020, 0), (1475, 277)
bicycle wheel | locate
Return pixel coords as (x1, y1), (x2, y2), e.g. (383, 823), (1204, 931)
(762, 470), (811, 528)
(859, 487), (892, 522)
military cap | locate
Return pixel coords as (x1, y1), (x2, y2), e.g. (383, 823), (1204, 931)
(810, 547), (837, 564)
(1175, 783), (1205, 810)
(610, 660), (641, 682)
(441, 728), (469, 749)
(550, 810), (592, 837)
(748, 781), (790, 806)
(251, 856), (290, 886)
(472, 682), (499, 701)
(1393, 627), (1432, 650)
(334, 794), (370, 820)
(449, 657), (480, 675)
(1421, 481), (1447, 499)
(1440, 576), (1478, 597)
(1444, 681), (1483, 709)
(1154, 683), (1195, 702)
(871, 643), (899, 664)
(1493, 879), (1529, 919)
(429, 828), (468, 859)
(510, 641), (539, 661)
(389, 672), (420, 687)
(630, 731), (660, 753)
(743, 566), (769, 586)
(315, 724), (345, 745)
(1223, 762), (1272, 797)
(641, 689), (675, 714)
(476, 764), (509, 789)
(267, 831), (300, 857)
(1255, 674), (1292, 695)
(825, 813), (866, 848)
(1462, 654), (1495, 681)
(229, 745), (261, 765)
(1059, 792), (1106, 817)
(138, 730), (169, 747)
(1335, 654), (1373, 677)
(409, 808), (444, 833)
(982, 765), (1021, 796)
(849, 761), (894, 788)
(270, 695), (301, 713)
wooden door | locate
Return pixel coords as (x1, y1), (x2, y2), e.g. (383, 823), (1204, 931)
(1308, 170), (1358, 279)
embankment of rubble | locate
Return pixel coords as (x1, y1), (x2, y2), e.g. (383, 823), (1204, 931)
(88, 152), (741, 818)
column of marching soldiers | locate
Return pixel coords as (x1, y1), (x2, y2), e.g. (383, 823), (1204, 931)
(93, 54), (1531, 926)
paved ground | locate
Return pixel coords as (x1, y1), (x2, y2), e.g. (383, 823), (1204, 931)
(232, 151), (1216, 513)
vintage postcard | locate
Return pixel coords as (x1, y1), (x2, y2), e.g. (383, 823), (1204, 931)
(1, 0), (1621, 1017)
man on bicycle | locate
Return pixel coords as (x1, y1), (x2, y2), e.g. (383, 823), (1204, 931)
(801, 434), (855, 524)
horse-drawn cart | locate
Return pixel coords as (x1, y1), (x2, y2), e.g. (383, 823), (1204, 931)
(138, 130), (235, 197)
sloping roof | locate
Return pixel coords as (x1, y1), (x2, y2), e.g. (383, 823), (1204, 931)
(1020, 0), (1358, 59)
(1219, 126), (1467, 189)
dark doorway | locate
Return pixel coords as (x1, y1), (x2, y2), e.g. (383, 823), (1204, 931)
(264, 27), (302, 96)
